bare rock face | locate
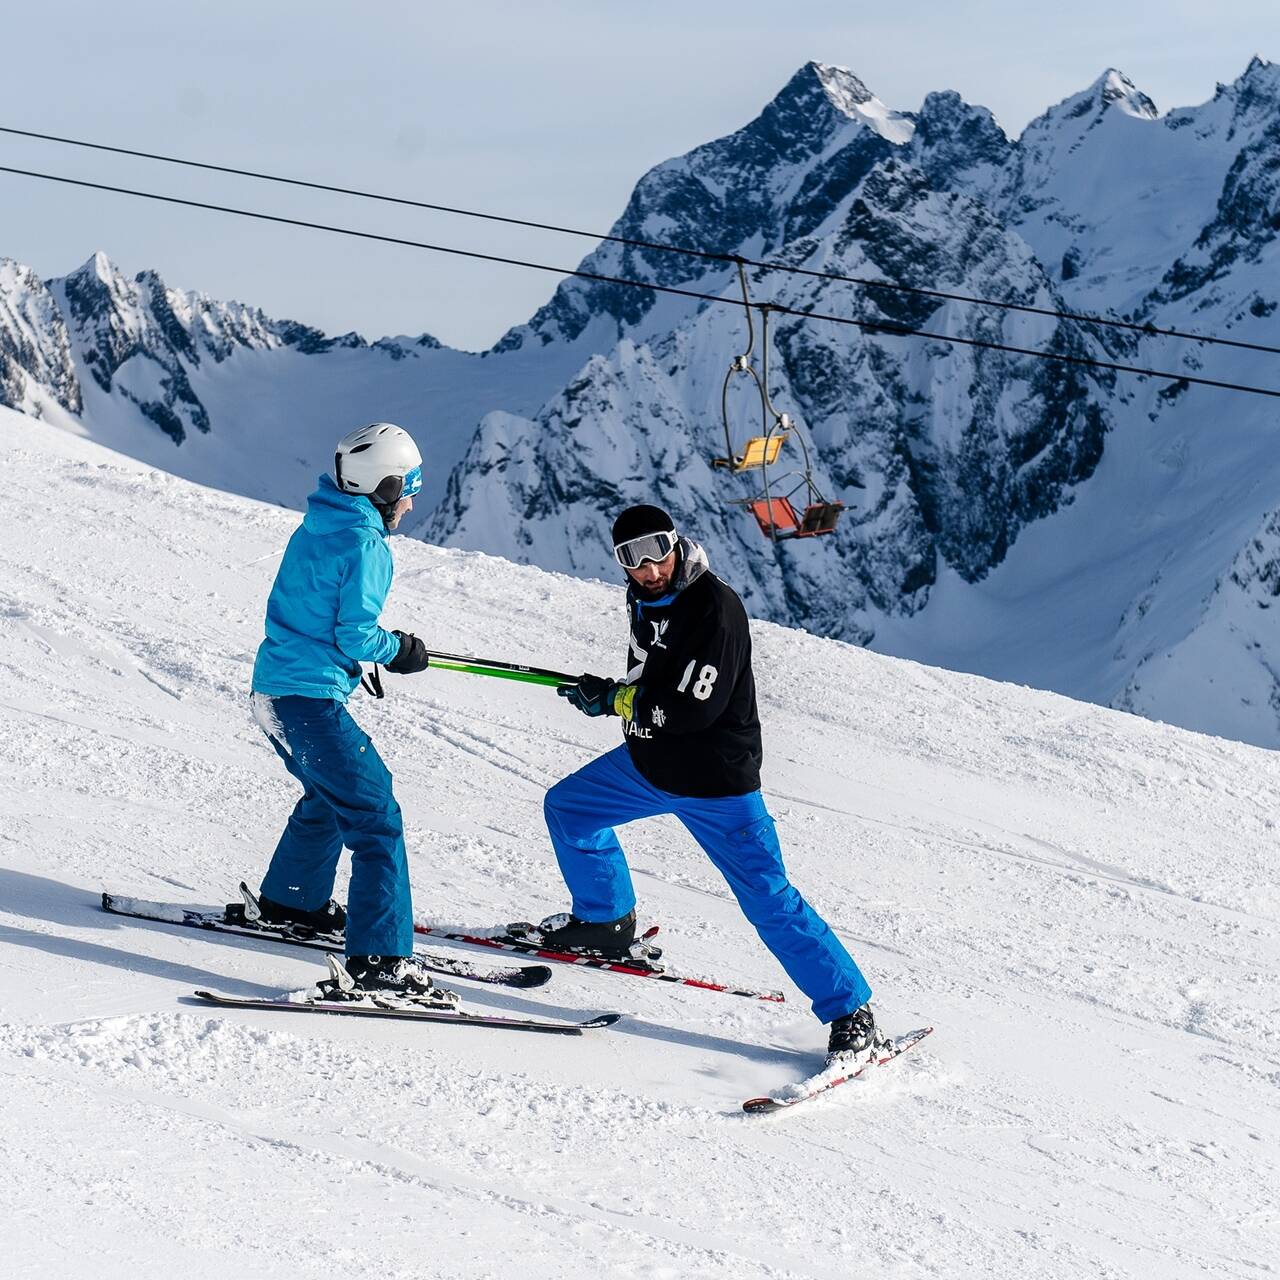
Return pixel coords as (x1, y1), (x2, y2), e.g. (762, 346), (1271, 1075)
(47, 251), (369, 444)
(432, 102), (1111, 642)
(0, 258), (80, 417)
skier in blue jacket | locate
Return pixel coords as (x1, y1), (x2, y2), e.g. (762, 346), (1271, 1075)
(248, 422), (438, 1000)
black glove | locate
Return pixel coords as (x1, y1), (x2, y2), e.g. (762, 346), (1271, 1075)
(384, 630), (430, 675)
(558, 672), (621, 717)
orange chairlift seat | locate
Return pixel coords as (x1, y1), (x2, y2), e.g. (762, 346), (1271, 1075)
(737, 484), (846, 541)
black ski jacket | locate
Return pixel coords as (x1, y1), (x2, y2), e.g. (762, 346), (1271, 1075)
(621, 541), (762, 798)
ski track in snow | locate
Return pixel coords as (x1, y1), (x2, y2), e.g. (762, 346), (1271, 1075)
(1, 410), (1278, 1279)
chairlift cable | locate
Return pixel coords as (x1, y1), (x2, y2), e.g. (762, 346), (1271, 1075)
(1, 121), (1275, 357)
(1, 162), (1278, 400)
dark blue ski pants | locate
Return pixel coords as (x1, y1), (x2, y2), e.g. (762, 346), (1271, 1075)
(252, 693), (412, 957)
(544, 746), (872, 1022)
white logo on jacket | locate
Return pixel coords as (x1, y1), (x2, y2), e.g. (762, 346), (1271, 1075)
(649, 619), (669, 650)
(627, 636), (648, 684)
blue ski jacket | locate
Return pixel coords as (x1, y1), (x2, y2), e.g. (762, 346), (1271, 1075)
(251, 474), (402, 701)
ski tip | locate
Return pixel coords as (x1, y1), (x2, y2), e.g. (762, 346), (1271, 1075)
(511, 965), (555, 989)
(581, 1012), (625, 1029)
(100, 891), (114, 910)
(741, 1096), (784, 1114)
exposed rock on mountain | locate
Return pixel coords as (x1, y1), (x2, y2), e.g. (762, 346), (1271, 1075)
(497, 62), (911, 353)
(0, 258), (80, 417)
(40, 251), (371, 444)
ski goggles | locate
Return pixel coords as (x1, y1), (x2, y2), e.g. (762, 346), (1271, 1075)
(614, 528), (678, 569)
(400, 464), (423, 500)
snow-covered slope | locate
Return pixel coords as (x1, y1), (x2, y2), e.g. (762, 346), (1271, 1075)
(2, 410), (1278, 1278)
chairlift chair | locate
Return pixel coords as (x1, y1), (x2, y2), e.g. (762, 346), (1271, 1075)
(735, 483), (846, 541)
(742, 494), (802, 538)
(716, 271), (848, 545)
(712, 431), (789, 473)
(796, 501), (844, 536)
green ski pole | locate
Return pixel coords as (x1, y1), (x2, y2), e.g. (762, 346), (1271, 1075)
(422, 649), (577, 688)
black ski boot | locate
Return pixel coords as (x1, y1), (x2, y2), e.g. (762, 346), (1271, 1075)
(826, 1003), (879, 1061)
(318, 953), (460, 1009)
(258, 893), (347, 937)
(528, 910), (638, 960)
(226, 882), (346, 939)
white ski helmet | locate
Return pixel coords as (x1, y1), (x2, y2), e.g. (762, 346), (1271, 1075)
(333, 422), (423, 506)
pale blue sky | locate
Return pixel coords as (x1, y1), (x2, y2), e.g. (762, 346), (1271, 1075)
(1, 1), (1275, 349)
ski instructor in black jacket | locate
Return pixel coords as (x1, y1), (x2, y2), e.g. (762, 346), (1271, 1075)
(535, 504), (878, 1061)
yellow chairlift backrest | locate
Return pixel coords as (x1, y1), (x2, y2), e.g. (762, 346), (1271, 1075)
(713, 432), (789, 472)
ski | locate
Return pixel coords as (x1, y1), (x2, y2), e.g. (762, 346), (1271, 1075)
(742, 1026), (933, 1114)
(192, 989), (623, 1036)
(413, 922), (786, 1003)
(102, 891), (553, 989)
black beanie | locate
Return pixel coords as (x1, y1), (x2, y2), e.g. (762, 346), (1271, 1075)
(611, 504), (676, 547)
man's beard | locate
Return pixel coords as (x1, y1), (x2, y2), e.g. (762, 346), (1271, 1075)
(637, 574), (674, 599)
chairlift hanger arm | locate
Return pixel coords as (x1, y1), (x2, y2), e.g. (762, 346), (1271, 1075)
(731, 259), (756, 366)
(719, 261), (779, 470)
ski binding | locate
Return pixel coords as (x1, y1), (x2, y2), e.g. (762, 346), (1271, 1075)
(414, 920), (786, 1003)
(102, 888), (553, 989)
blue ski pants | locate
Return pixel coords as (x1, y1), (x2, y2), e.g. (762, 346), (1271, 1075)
(252, 693), (412, 957)
(544, 746), (872, 1022)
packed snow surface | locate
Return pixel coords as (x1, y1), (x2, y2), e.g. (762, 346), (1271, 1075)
(1, 408), (1277, 1279)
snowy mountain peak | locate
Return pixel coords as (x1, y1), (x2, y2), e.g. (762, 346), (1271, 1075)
(770, 61), (872, 119)
(1094, 68), (1159, 118)
(0, 257), (80, 416)
(1219, 53), (1280, 116)
(79, 248), (120, 286)
(36, 253), (374, 445)
(501, 61), (910, 350)
(1025, 68), (1158, 138)
(762, 61), (914, 147)
(907, 90), (1011, 193)
(1231, 53), (1278, 90)
(807, 61), (874, 114)
(61, 250), (138, 322)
